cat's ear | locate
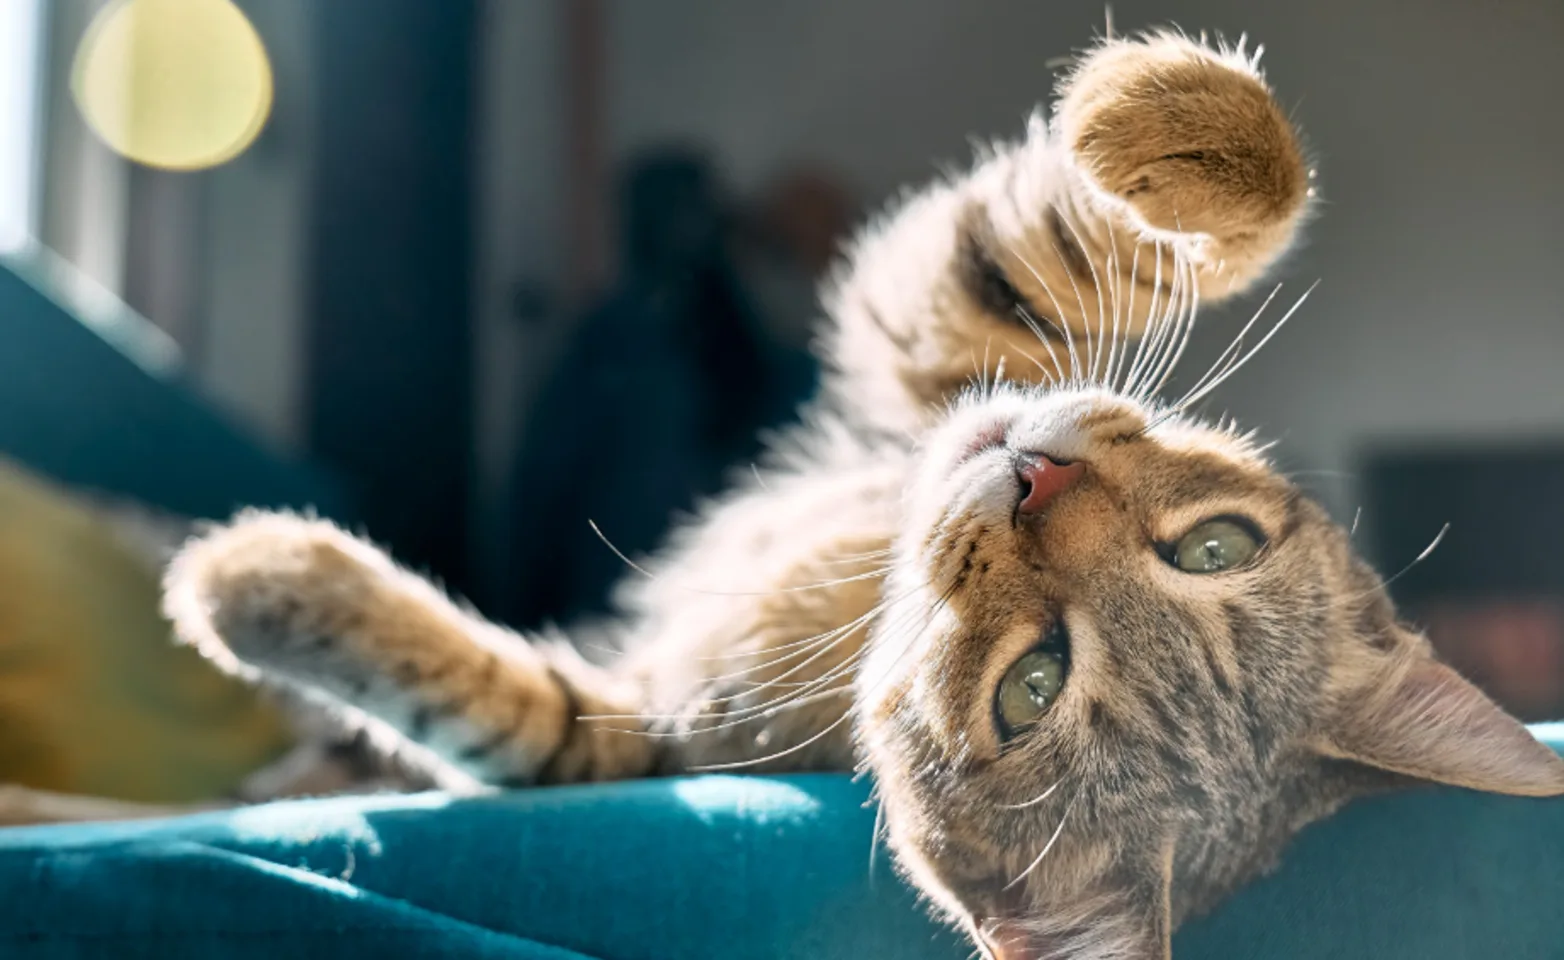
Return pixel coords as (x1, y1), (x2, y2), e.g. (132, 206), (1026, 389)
(1317, 653), (1564, 797)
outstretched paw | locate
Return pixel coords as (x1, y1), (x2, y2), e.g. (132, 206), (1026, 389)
(162, 509), (396, 685)
(1056, 30), (1310, 244)
(164, 509), (658, 786)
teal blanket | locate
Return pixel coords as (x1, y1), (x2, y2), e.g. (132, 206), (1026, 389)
(3, 727), (1563, 959)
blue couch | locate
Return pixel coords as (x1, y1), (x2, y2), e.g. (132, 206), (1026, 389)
(3, 730), (1563, 959)
(0, 250), (350, 526)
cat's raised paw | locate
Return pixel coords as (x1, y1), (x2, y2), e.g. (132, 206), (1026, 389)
(1055, 30), (1309, 245)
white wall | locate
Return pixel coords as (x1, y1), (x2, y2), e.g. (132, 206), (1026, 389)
(599, 0), (1564, 517)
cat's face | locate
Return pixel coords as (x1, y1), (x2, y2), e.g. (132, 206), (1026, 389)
(857, 386), (1564, 960)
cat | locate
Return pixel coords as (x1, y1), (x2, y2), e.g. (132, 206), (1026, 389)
(155, 28), (1564, 960)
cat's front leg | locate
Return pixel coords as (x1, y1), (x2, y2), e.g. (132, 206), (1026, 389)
(1054, 30), (1313, 298)
(824, 30), (1311, 434)
(164, 510), (657, 789)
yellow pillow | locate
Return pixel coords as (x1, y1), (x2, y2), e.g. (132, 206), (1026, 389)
(0, 460), (290, 802)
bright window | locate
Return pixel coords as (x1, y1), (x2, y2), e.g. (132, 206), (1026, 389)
(0, 0), (44, 253)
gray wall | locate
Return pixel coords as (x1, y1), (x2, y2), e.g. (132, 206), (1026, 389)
(589, 0), (1564, 517)
(194, 0), (317, 451)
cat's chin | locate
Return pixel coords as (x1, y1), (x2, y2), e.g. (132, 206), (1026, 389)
(957, 417), (1013, 465)
(937, 387), (1143, 470)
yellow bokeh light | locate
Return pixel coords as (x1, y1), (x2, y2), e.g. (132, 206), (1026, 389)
(71, 0), (273, 171)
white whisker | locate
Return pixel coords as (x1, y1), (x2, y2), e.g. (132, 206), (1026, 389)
(1147, 250), (1200, 399)
(998, 780), (1062, 810)
(590, 520), (889, 597)
(1046, 213), (1101, 386)
(1121, 239), (1166, 395)
(1007, 241), (1083, 385)
(1015, 305), (1069, 381)
(1129, 243), (1184, 400)
(1103, 226), (1125, 392)
(868, 797), (885, 888)
(1329, 522), (1450, 611)
(1053, 205), (1110, 384)
(1005, 798), (1074, 890)
(1004, 336), (1058, 384)
(1167, 282), (1285, 412)
(1173, 279), (1320, 412)
(1114, 240), (1142, 392)
(687, 711), (855, 771)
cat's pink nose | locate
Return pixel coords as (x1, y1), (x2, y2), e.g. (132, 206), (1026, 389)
(1015, 454), (1085, 515)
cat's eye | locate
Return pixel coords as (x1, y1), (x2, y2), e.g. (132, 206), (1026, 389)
(1169, 517), (1263, 574)
(994, 627), (1069, 742)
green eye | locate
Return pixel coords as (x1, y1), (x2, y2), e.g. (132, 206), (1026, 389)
(995, 632), (1069, 742)
(1171, 518), (1262, 573)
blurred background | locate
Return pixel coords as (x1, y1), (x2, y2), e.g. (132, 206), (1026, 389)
(0, 0), (1561, 805)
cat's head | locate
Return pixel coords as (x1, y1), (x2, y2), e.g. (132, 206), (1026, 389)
(856, 384), (1564, 959)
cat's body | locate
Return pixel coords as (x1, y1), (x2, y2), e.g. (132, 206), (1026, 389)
(150, 28), (1564, 960)
(170, 30), (1308, 784)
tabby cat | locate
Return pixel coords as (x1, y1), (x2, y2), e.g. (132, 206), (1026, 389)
(160, 30), (1564, 960)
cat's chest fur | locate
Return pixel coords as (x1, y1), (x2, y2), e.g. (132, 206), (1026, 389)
(616, 417), (911, 772)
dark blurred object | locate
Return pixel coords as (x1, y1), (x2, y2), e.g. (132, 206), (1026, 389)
(502, 148), (816, 629)
(1363, 442), (1564, 720)
(737, 166), (860, 353)
(754, 168), (858, 278)
(1416, 598), (1564, 722)
(304, 0), (476, 594)
(509, 281), (555, 327)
